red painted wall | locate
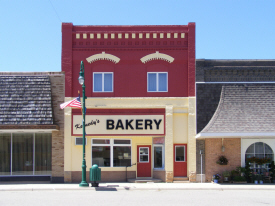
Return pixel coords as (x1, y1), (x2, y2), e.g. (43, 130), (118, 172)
(62, 23), (195, 98)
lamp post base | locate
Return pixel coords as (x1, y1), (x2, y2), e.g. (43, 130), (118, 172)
(79, 181), (89, 187)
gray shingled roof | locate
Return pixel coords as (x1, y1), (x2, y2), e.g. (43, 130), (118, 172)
(199, 84), (275, 134)
(196, 84), (223, 133)
(0, 76), (54, 125)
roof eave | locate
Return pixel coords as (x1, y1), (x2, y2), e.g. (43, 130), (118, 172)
(196, 132), (275, 139)
(0, 125), (60, 132)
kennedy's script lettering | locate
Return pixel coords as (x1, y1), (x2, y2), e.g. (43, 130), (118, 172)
(75, 119), (100, 129)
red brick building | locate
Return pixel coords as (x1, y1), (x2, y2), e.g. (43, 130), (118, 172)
(62, 23), (197, 183)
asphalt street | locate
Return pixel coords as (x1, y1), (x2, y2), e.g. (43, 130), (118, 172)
(1, 189), (274, 206)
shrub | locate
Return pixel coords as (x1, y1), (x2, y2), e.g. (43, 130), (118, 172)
(233, 176), (246, 182)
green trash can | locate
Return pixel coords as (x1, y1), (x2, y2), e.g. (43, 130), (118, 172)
(90, 164), (101, 187)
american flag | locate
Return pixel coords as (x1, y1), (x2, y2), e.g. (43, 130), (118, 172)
(60, 95), (82, 109)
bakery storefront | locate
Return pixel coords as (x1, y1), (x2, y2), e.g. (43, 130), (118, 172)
(71, 108), (165, 181)
(65, 98), (194, 183)
(62, 23), (196, 183)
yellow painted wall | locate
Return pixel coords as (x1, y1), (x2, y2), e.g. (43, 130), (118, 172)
(187, 97), (197, 175)
(173, 113), (188, 143)
(69, 136), (151, 172)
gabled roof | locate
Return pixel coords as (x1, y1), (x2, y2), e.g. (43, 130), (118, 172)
(197, 84), (275, 138)
(0, 76), (58, 130)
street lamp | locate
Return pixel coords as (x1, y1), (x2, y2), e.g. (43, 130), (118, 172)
(79, 61), (89, 187)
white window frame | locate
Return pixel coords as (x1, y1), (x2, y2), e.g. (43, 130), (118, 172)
(241, 139), (275, 167)
(175, 145), (186, 162)
(153, 145), (164, 170)
(93, 72), (113, 92)
(91, 138), (131, 167)
(245, 142), (274, 161)
(147, 72), (168, 92)
(139, 147), (149, 163)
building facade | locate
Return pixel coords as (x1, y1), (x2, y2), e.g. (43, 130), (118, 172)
(0, 72), (64, 182)
(196, 59), (275, 182)
(62, 23), (196, 182)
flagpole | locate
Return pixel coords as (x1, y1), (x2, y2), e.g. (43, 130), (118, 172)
(78, 61), (89, 187)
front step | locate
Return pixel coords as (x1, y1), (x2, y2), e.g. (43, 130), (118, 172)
(128, 178), (162, 183)
(173, 177), (189, 183)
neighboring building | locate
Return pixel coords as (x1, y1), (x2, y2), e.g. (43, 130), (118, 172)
(62, 23), (196, 182)
(196, 59), (275, 182)
(0, 72), (65, 182)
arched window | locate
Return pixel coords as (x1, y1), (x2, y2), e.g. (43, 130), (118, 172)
(245, 142), (274, 162)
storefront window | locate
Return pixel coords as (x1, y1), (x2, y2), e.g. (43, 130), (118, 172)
(153, 146), (163, 169)
(92, 146), (111, 167)
(0, 134), (11, 175)
(0, 133), (52, 176)
(113, 146), (131, 166)
(245, 142), (274, 161)
(92, 139), (131, 167)
(35, 133), (52, 175)
(12, 133), (33, 175)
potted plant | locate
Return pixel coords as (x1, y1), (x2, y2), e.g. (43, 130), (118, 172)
(259, 175), (264, 184)
(212, 174), (221, 183)
(236, 166), (246, 176)
(233, 176), (247, 183)
(253, 174), (262, 184)
(222, 171), (231, 182)
(216, 155), (228, 165)
(247, 156), (259, 163)
(244, 161), (252, 183)
(269, 161), (275, 183)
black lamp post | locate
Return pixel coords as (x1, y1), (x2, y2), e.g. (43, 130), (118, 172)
(78, 61), (89, 187)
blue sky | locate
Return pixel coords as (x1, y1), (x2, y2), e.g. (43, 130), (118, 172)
(0, 0), (274, 72)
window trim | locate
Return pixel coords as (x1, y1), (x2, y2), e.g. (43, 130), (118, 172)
(139, 147), (149, 163)
(147, 72), (168, 92)
(93, 72), (113, 92)
(175, 145), (186, 162)
(91, 138), (132, 167)
(153, 145), (164, 170)
(245, 142), (274, 161)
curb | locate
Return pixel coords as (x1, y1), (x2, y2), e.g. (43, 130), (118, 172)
(1, 185), (275, 191)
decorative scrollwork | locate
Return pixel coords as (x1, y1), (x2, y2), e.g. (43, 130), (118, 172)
(86, 52), (120, 64)
(140, 51), (174, 64)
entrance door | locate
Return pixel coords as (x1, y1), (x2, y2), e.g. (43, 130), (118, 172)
(137, 145), (151, 177)
(174, 144), (187, 177)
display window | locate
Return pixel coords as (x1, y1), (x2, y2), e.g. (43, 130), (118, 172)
(91, 139), (131, 167)
(0, 133), (52, 176)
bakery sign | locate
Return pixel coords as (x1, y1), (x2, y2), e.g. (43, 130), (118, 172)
(72, 115), (165, 135)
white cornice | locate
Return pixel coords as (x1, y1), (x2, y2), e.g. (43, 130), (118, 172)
(196, 132), (275, 139)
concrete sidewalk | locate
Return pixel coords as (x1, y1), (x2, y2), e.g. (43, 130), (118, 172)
(1, 182), (275, 191)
